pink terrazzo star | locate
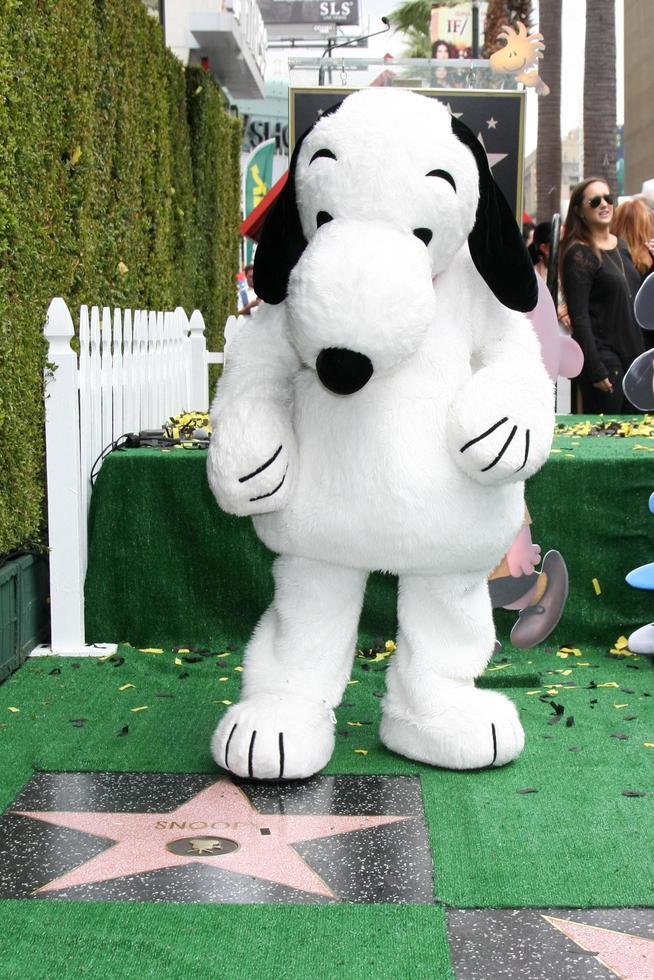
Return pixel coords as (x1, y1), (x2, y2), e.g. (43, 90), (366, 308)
(13, 779), (413, 898)
(543, 915), (654, 979)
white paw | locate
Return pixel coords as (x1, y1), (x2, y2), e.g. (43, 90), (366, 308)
(447, 367), (553, 485)
(206, 402), (296, 516)
(211, 695), (335, 780)
(380, 687), (524, 770)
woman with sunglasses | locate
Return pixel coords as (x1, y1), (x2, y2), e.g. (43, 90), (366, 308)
(560, 178), (645, 413)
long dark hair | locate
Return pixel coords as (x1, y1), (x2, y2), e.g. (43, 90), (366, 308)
(559, 176), (611, 277)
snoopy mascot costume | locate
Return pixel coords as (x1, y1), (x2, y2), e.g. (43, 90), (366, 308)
(207, 88), (555, 780)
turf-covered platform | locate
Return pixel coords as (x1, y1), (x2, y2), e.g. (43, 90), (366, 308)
(1, 416), (654, 977)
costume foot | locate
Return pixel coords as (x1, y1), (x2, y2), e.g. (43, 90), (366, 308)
(509, 550), (569, 650)
(380, 686), (524, 770)
(211, 695), (335, 780)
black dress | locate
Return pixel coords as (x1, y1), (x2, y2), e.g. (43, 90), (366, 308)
(562, 239), (645, 413)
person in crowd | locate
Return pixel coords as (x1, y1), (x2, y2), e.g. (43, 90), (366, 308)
(560, 177), (645, 414)
(237, 263), (260, 316)
(529, 221), (571, 329)
(522, 220), (535, 249)
(611, 197), (654, 279)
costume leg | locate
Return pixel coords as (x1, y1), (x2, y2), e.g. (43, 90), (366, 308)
(211, 554), (367, 779)
(380, 571), (525, 769)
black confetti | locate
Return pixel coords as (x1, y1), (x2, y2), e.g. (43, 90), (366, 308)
(48, 668), (61, 676)
(624, 715), (637, 721)
(227, 644), (238, 652)
(109, 656), (125, 667)
(70, 718), (88, 728)
(117, 725), (129, 737)
(156, 692), (175, 699)
(610, 732), (629, 740)
(360, 663), (370, 672)
(517, 787), (539, 794)
(372, 691), (385, 699)
(622, 790), (646, 798)
(621, 688), (635, 694)
(182, 656), (202, 664)
(177, 672), (190, 680)
(70, 663), (80, 669)
(566, 716), (575, 727)
(569, 746), (582, 752)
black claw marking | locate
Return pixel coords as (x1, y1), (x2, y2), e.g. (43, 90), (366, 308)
(481, 424), (517, 472)
(516, 429), (530, 473)
(225, 723), (238, 770)
(491, 723), (498, 765)
(248, 730), (257, 778)
(249, 467), (287, 502)
(278, 732), (285, 779)
(460, 417), (509, 453)
(239, 445), (282, 483)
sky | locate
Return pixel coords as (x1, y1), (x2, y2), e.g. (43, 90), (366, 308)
(355, 0), (624, 154)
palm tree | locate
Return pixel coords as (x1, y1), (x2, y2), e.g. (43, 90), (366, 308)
(387, 0), (432, 58)
(536, 0), (562, 222)
(583, 0), (617, 188)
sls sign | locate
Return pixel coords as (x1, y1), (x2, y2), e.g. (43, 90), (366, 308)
(257, 0), (359, 26)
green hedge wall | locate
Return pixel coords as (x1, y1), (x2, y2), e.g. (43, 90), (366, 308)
(0, 0), (242, 555)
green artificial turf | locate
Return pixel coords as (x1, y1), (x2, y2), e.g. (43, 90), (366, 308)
(1, 643), (652, 916)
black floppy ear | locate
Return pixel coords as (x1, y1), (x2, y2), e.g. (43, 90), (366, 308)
(254, 101), (343, 305)
(451, 115), (537, 313)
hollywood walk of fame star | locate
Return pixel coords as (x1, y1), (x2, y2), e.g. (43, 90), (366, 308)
(11, 779), (413, 899)
(476, 132), (508, 172)
(486, 117), (498, 129)
(543, 915), (654, 978)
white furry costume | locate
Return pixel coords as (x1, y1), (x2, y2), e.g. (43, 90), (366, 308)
(207, 89), (554, 779)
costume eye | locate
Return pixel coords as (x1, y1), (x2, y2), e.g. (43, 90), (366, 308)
(426, 169), (456, 192)
(413, 228), (433, 246)
(317, 211), (333, 228)
(310, 149), (337, 164)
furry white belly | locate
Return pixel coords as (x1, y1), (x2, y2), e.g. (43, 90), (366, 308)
(253, 366), (524, 574)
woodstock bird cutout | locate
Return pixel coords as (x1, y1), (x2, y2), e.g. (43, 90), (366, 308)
(207, 89), (554, 780)
(489, 21), (550, 96)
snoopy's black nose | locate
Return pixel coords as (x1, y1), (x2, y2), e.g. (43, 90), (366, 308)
(316, 347), (374, 395)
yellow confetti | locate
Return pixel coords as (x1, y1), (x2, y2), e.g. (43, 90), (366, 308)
(174, 658), (183, 666)
(385, 640), (396, 652)
(614, 704), (629, 709)
(644, 743), (654, 749)
(634, 443), (654, 451)
(7, 707), (20, 713)
(557, 647), (582, 658)
(353, 749), (368, 756)
(118, 684), (135, 691)
(69, 145), (82, 166)
(347, 721), (364, 727)
(177, 648), (190, 654)
(577, 662), (592, 667)
(592, 578), (602, 595)
(550, 448), (562, 454)
(597, 682), (620, 688)
(97, 653), (116, 662)
(545, 689), (559, 696)
(486, 663), (512, 672)
(212, 699), (233, 706)
(565, 453), (574, 458)
(117, 261), (129, 277)
(347, 680), (359, 686)
(556, 669), (573, 676)
(234, 666), (244, 673)
(139, 648), (163, 655)
(527, 690), (542, 696)
(615, 636), (629, 650)
(130, 706), (148, 713)
(218, 677), (229, 682)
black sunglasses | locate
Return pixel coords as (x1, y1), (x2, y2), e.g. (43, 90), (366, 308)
(586, 193), (614, 208)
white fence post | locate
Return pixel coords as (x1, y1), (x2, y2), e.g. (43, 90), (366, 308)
(189, 309), (210, 411)
(42, 299), (114, 655)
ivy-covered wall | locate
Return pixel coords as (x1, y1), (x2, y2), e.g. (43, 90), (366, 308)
(0, 0), (242, 556)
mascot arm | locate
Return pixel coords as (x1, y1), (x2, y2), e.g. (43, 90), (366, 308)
(207, 303), (300, 515)
(448, 290), (555, 486)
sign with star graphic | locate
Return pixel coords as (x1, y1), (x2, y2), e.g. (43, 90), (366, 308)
(289, 88), (526, 220)
(0, 772), (434, 905)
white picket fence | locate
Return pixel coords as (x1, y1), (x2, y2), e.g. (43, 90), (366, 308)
(39, 297), (229, 656)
